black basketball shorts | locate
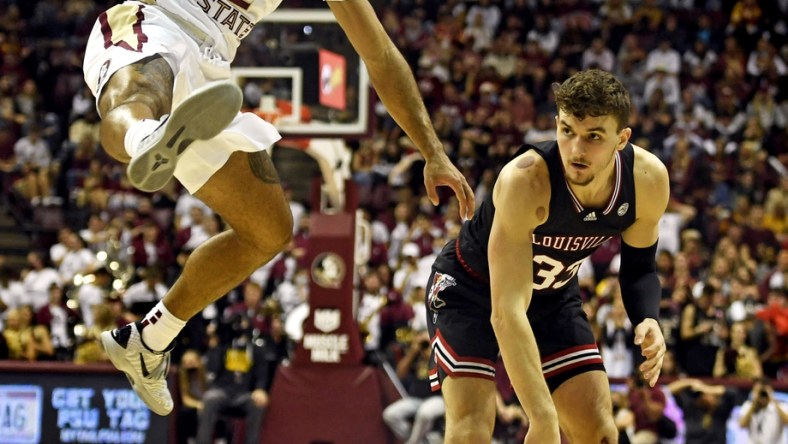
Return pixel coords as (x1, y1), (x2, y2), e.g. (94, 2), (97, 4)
(425, 240), (605, 393)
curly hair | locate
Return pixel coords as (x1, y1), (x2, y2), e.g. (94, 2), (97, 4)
(553, 69), (631, 132)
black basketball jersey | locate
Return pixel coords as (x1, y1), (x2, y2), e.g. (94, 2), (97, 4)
(455, 140), (638, 296)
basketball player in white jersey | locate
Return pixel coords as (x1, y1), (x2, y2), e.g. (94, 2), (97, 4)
(83, 0), (475, 416)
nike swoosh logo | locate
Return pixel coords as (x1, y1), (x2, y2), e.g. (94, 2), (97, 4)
(139, 354), (151, 378)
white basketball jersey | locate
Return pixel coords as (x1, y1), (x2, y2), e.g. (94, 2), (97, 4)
(151, 0), (283, 60)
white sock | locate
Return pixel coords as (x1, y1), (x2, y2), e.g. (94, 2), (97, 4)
(124, 119), (162, 158)
(140, 301), (186, 352)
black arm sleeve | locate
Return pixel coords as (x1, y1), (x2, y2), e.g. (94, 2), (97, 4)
(618, 240), (661, 327)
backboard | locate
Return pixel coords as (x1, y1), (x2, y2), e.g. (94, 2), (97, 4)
(231, 9), (372, 139)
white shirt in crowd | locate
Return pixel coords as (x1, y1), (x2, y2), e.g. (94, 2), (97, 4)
(59, 248), (98, 285)
(0, 280), (27, 311)
(48, 305), (73, 349)
(76, 283), (106, 327)
(123, 281), (168, 308)
(175, 194), (213, 229)
(14, 136), (51, 169)
(658, 212), (685, 255)
(645, 47), (681, 76)
(22, 268), (61, 310)
(358, 292), (386, 351)
(50, 242), (67, 266)
(182, 224), (210, 251)
(740, 400), (788, 444)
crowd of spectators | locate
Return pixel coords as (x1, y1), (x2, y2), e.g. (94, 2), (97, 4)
(0, 0), (787, 442)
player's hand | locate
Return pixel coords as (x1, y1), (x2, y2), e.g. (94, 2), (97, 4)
(635, 318), (666, 387)
(423, 152), (475, 220)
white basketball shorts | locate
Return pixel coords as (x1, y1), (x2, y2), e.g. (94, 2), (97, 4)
(83, 1), (281, 194)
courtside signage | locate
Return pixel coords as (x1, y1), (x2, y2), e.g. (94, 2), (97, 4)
(0, 385), (42, 444)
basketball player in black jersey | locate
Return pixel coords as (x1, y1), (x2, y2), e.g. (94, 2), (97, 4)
(425, 69), (669, 443)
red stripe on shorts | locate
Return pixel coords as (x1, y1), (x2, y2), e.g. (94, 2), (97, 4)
(433, 329), (496, 368)
(543, 356), (604, 379)
(100, 6), (149, 52)
(540, 343), (599, 364)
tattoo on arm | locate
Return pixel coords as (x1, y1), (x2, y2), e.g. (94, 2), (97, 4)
(248, 151), (280, 184)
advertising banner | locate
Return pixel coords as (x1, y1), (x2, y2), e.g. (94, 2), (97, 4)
(0, 366), (168, 444)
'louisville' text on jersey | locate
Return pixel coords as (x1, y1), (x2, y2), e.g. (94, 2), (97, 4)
(532, 234), (613, 251)
(194, 0), (255, 39)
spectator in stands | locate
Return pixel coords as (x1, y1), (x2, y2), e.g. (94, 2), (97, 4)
(668, 378), (739, 444)
(526, 14), (559, 58)
(755, 288), (788, 378)
(358, 269), (387, 352)
(74, 302), (115, 365)
(75, 267), (112, 328)
(49, 227), (74, 268)
(383, 329), (445, 444)
(35, 283), (79, 361)
(79, 214), (110, 253)
(17, 304), (54, 361)
(582, 37), (616, 72)
(130, 219), (174, 270)
(729, 0), (763, 52)
(57, 231), (100, 286)
(68, 97), (100, 140)
(761, 248), (788, 297)
(107, 291), (135, 327)
(123, 265), (168, 318)
(21, 250), (60, 310)
(0, 265), (25, 310)
(680, 284), (725, 376)
(177, 349), (207, 444)
(197, 315), (270, 444)
(393, 242), (423, 299)
(2, 307), (35, 360)
(223, 280), (268, 337)
(598, 0), (633, 51)
(627, 376), (677, 444)
(683, 39), (718, 78)
(388, 202), (413, 267)
(600, 297), (636, 379)
(12, 123), (53, 205)
(713, 320), (763, 379)
(739, 378), (788, 444)
(632, 0), (663, 34)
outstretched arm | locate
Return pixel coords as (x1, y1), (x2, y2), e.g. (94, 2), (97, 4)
(327, 0), (474, 218)
(488, 154), (559, 442)
(620, 146), (670, 387)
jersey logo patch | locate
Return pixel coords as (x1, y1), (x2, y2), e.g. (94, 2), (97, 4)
(617, 203), (629, 216)
(583, 211), (597, 222)
(97, 59), (111, 90)
(428, 272), (456, 311)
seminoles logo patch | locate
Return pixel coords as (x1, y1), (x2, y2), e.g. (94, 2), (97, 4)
(97, 59), (111, 90)
(428, 272), (456, 311)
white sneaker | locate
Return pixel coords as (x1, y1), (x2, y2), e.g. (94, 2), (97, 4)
(100, 322), (174, 416)
(126, 80), (243, 192)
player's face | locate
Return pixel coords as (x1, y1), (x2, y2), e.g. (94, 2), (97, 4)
(555, 111), (630, 186)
